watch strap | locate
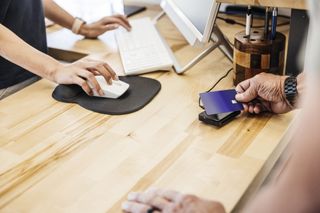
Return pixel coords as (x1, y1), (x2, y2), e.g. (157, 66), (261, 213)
(72, 18), (86, 34)
(284, 76), (298, 107)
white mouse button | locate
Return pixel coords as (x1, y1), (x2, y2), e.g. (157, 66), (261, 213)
(91, 76), (129, 99)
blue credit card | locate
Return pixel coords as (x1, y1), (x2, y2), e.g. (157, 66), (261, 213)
(200, 89), (244, 115)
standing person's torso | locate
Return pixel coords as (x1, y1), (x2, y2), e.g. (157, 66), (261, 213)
(0, 0), (47, 89)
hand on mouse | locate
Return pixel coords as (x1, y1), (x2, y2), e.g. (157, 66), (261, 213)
(52, 58), (118, 96)
(79, 14), (131, 39)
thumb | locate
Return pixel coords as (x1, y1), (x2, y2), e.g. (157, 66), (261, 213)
(235, 85), (258, 102)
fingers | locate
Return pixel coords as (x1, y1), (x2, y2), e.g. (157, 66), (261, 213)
(122, 201), (158, 213)
(235, 79), (258, 103)
(253, 103), (263, 114)
(113, 14), (132, 29)
(72, 76), (92, 96)
(83, 15), (131, 38)
(58, 60), (118, 96)
(235, 78), (250, 94)
(127, 191), (172, 210)
(102, 24), (120, 31)
(243, 103), (249, 112)
(248, 104), (255, 114)
(123, 189), (226, 213)
(101, 16), (131, 31)
(92, 63), (113, 85)
(260, 101), (272, 112)
(77, 69), (104, 96)
(78, 59), (118, 85)
(243, 102), (263, 114)
(124, 188), (180, 212)
(90, 70), (101, 76)
(102, 63), (118, 80)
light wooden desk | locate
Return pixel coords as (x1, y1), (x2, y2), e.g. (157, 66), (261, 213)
(0, 5), (295, 213)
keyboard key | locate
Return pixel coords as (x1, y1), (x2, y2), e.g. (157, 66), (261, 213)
(116, 17), (173, 75)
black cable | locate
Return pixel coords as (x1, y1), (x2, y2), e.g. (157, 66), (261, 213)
(278, 14), (291, 19)
(217, 16), (245, 27)
(198, 67), (234, 109)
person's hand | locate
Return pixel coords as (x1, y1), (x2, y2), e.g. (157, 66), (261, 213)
(52, 58), (118, 96)
(79, 15), (131, 38)
(122, 188), (226, 213)
(235, 73), (292, 114)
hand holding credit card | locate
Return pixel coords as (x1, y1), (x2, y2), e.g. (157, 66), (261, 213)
(200, 89), (244, 115)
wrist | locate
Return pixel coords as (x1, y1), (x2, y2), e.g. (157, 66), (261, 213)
(79, 23), (89, 37)
(280, 75), (288, 102)
(71, 18), (86, 35)
(46, 61), (64, 83)
(296, 73), (304, 95)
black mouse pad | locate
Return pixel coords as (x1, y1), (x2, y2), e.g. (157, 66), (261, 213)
(52, 76), (161, 115)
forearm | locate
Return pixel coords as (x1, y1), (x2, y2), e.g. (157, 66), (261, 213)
(244, 74), (320, 212)
(0, 24), (60, 81)
(244, 186), (316, 213)
(42, 0), (75, 30)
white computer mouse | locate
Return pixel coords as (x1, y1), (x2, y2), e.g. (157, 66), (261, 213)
(90, 76), (130, 99)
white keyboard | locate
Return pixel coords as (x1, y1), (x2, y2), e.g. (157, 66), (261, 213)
(115, 18), (173, 75)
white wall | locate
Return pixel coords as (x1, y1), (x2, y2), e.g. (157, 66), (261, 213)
(54, 0), (125, 21)
(54, 0), (162, 21)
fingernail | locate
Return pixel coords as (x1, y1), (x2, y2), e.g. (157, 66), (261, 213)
(99, 89), (104, 96)
(127, 192), (137, 200)
(122, 202), (129, 210)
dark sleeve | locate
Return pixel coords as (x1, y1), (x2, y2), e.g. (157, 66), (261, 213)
(0, 0), (11, 23)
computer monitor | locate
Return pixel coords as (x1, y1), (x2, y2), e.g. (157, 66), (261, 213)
(161, 0), (220, 45)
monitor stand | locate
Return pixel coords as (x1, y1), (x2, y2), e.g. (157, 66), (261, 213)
(154, 8), (233, 74)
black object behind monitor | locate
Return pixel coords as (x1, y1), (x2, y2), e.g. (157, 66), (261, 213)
(124, 5), (146, 17)
(225, 5), (266, 17)
(285, 9), (309, 76)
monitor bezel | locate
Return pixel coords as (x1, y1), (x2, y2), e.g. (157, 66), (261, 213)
(161, 0), (219, 45)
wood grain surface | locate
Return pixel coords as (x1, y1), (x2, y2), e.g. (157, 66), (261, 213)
(0, 5), (296, 213)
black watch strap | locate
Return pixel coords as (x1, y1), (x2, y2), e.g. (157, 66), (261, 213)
(284, 76), (298, 107)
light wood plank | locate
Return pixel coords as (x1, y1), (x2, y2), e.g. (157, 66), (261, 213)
(0, 4), (297, 213)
